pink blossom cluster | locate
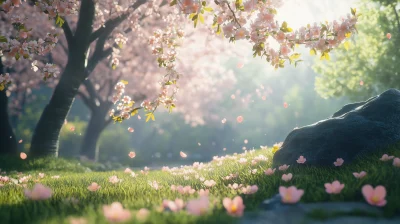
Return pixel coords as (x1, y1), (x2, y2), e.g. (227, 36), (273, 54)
(0, 0), (73, 83)
(173, 0), (359, 69)
(34, 0), (78, 18)
(111, 26), (184, 121)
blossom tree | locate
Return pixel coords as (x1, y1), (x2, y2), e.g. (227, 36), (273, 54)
(0, 3), (57, 154)
(0, 0), (359, 158)
(49, 24), (237, 161)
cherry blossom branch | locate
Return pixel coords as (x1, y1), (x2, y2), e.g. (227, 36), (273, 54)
(88, 0), (148, 44)
(224, 1), (241, 28)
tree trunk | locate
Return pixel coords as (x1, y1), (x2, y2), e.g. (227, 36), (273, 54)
(29, 0), (95, 157)
(0, 90), (17, 155)
(0, 58), (17, 155)
(30, 62), (86, 157)
(80, 103), (111, 161)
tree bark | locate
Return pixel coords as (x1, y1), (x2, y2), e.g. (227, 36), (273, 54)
(0, 89), (17, 155)
(29, 0), (95, 157)
(0, 59), (17, 155)
(80, 103), (111, 161)
(30, 62), (87, 157)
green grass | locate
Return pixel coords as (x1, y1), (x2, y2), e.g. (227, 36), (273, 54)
(1, 145), (400, 224)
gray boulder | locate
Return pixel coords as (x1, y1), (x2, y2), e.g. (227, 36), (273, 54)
(273, 89), (400, 166)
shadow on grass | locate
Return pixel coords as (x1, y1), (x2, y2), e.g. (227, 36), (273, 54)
(0, 156), (90, 173)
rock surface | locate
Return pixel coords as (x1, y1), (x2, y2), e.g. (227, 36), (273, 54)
(273, 89), (400, 166)
(241, 195), (399, 224)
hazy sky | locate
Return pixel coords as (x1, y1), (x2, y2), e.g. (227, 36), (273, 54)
(277, 0), (358, 29)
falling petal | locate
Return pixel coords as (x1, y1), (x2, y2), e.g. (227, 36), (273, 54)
(180, 151), (187, 158)
(20, 152), (27, 160)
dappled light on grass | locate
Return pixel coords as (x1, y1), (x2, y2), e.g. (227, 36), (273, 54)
(0, 145), (400, 223)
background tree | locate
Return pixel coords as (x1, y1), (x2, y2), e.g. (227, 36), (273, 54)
(0, 58), (17, 154)
(1, 0), (359, 158)
(313, 0), (399, 100)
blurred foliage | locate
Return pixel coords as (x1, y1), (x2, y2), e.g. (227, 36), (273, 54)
(0, 155), (90, 172)
(59, 120), (87, 158)
(313, 0), (400, 101)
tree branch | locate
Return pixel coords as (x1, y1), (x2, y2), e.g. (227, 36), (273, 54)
(74, 0), (96, 49)
(89, 0), (148, 44)
(83, 79), (103, 105)
(61, 19), (74, 49)
(77, 91), (96, 112)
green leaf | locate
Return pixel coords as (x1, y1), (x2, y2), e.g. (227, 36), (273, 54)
(294, 60), (303, 67)
(55, 15), (64, 27)
(121, 80), (129, 85)
(131, 109), (138, 116)
(320, 52), (330, 61)
(145, 113), (155, 122)
(202, 1), (206, 6)
(15, 53), (20, 60)
(191, 14), (198, 21)
(194, 19), (198, 28)
(268, 8), (277, 14)
(169, 104), (175, 113)
(0, 84), (4, 91)
(280, 21), (293, 33)
(198, 14), (205, 24)
(169, 0), (177, 6)
(216, 25), (222, 35)
(343, 41), (350, 51)
(0, 36), (7, 43)
(351, 8), (356, 16)
(310, 49), (317, 56)
(345, 32), (352, 38)
(289, 53), (301, 64)
(189, 13), (196, 20)
(203, 6), (213, 12)
(112, 64), (117, 70)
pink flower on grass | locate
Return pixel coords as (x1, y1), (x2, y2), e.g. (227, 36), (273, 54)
(324, 181), (345, 194)
(393, 158), (400, 167)
(69, 217), (87, 224)
(124, 168), (132, 173)
(186, 196), (210, 216)
(198, 189), (209, 196)
(279, 186), (304, 204)
(353, 171), (367, 179)
(278, 164), (290, 171)
(204, 180), (216, 187)
(87, 182), (100, 192)
(362, 185), (387, 207)
(103, 202), (131, 223)
(223, 196), (245, 217)
(379, 154), (394, 161)
(24, 184), (52, 200)
(241, 185), (258, 195)
(38, 173), (45, 179)
(136, 208), (150, 221)
(264, 168), (276, 175)
(163, 199), (185, 212)
(333, 158), (344, 166)
(282, 173), (293, 182)
(109, 176), (122, 184)
(296, 156), (306, 164)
